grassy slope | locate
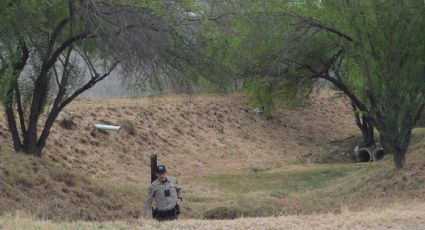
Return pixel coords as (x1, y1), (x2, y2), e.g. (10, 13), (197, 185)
(0, 145), (145, 221)
(183, 146), (425, 219)
(41, 91), (357, 183)
(3, 148), (423, 228)
(0, 91), (424, 224)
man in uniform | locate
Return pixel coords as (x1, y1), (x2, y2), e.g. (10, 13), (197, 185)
(143, 165), (183, 221)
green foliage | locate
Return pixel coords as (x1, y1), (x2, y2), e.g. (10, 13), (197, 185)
(321, 0), (425, 167)
(0, 0), (226, 155)
(199, 0), (320, 115)
(205, 0), (425, 167)
(0, 68), (14, 103)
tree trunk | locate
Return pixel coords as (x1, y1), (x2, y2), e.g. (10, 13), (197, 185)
(3, 42), (29, 152)
(37, 109), (62, 155)
(361, 116), (375, 147)
(4, 81), (45, 157)
(385, 143), (406, 169)
(22, 144), (43, 157)
(351, 103), (375, 147)
(380, 133), (407, 168)
(24, 118), (40, 156)
(3, 79), (25, 151)
(393, 150), (406, 168)
(4, 100), (23, 152)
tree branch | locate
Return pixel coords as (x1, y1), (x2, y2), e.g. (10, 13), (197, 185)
(3, 40), (30, 151)
(48, 18), (70, 53)
(291, 13), (354, 42)
(58, 61), (119, 111)
(46, 32), (96, 72)
(15, 83), (26, 136)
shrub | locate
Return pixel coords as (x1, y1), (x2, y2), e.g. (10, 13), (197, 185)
(59, 116), (76, 130)
(120, 120), (136, 136)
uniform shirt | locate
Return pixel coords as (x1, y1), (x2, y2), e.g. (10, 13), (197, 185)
(143, 177), (182, 212)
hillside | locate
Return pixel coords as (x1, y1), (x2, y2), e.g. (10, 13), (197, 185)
(36, 91), (356, 183)
(0, 91), (424, 223)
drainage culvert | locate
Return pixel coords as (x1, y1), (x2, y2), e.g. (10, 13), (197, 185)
(356, 147), (372, 162)
(372, 147), (385, 161)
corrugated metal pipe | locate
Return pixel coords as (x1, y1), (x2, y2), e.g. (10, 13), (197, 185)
(372, 147), (385, 161)
(355, 146), (385, 162)
(356, 147), (372, 162)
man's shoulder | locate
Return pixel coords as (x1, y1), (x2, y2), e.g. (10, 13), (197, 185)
(150, 179), (161, 186)
(167, 176), (178, 183)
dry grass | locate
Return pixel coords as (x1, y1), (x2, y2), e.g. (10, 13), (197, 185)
(39, 90), (357, 184)
(0, 90), (424, 224)
(1, 201), (424, 229)
(0, 145), (145, 221)
(181, 153), (425, 219)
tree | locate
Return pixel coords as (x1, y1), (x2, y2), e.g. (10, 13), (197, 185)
(202, 0), (425, 168)
(199, 0), (376, 147)
(281, 0), (425, 168)
(334, 0), (425, 168)
(0, 0), (220, 156)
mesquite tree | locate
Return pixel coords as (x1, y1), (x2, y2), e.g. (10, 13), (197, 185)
(289, 0), (425, 167)
(0, 0), (215, 156)
(199, 0), (376, 147)
(202, 0), (425, 167)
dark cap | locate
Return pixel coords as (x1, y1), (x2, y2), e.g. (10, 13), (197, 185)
(155, 165), (167, 174)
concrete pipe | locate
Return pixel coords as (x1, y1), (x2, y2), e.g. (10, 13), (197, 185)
(356, 147), (372, 162)
(372, 147), (385, 161)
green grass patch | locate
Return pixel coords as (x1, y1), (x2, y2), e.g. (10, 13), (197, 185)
(182, 163), (376, 218)
(411, 128), (425, 145)
(203, 164), (363, 194)
(184, 158), (423, 218)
